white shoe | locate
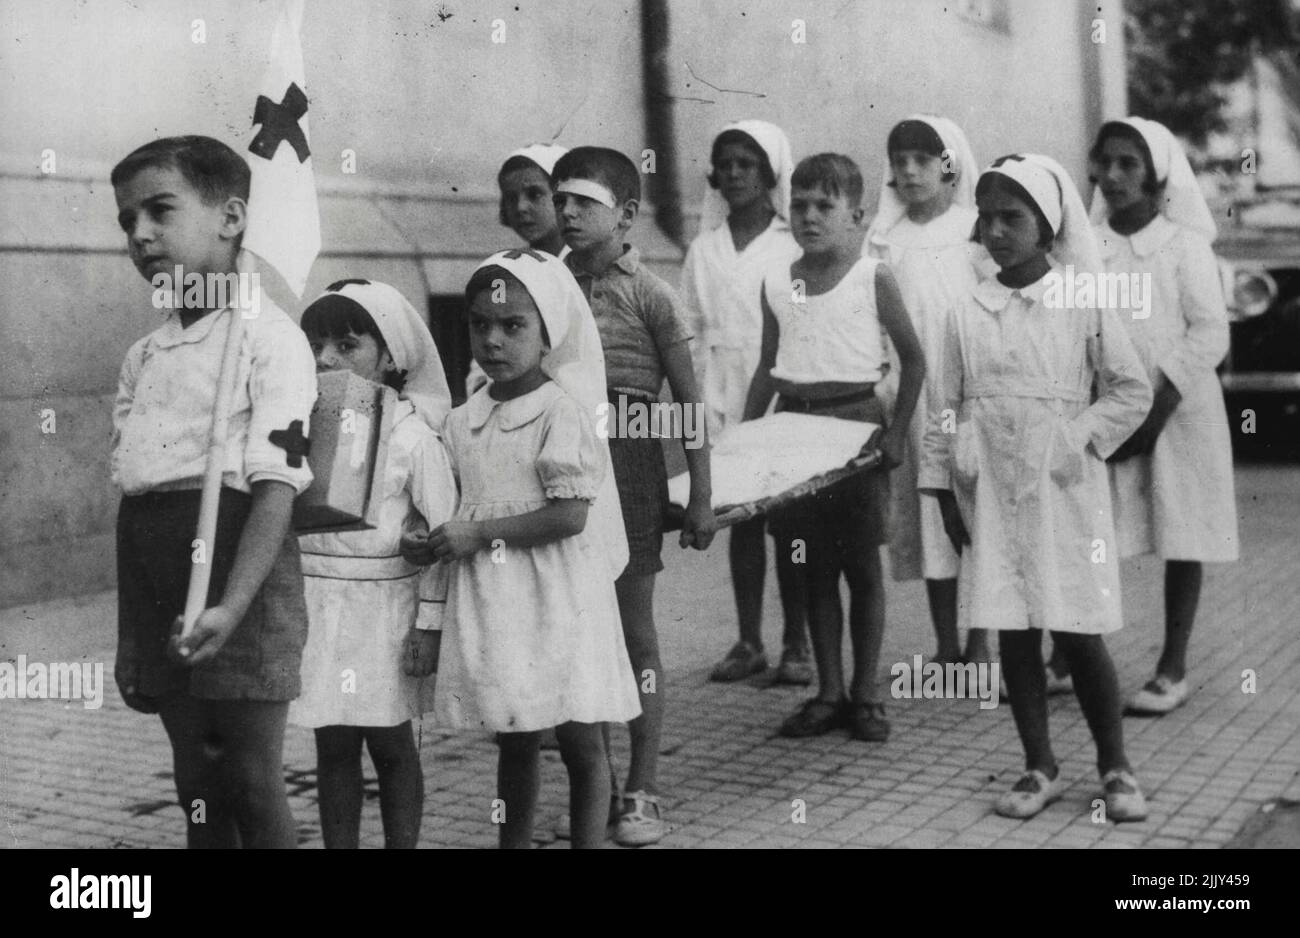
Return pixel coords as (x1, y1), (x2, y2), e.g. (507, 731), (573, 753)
(994, 769), (1062, 819)
(1126, 675), (1188, 715)
(1102, 769), (1149, 822)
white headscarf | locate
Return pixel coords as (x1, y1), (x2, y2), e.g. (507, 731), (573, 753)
(471, 249), (629, 580)
(307, 280), (453, 431)
(1087, 117), (1216, 241)
(503, 143), (569, 177)
(979, 153), (1102, 273)
(867, 114), (980, 240)
(699, 119), (795, 232)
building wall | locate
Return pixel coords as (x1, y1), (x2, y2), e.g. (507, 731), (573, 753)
(0, 0), (1124, 608)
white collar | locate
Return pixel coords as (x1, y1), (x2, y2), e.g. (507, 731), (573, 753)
(464, 381), (563, 432)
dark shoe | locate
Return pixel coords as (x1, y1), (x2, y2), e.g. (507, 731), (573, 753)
(779, 697), (846, 737)
(774, 645), (814, 685)
(709, 640), (768, 682)
(847, 701), (890, 742)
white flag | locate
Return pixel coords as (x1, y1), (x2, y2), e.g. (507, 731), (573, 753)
(242, 0), (320, 298)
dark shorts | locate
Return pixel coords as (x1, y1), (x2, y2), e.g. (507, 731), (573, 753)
(766, 394), (891, 564)
(607, 396), (669, 578)
(116, 488), (308, 708)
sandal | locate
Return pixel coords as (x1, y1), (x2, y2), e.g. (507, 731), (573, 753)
(709, 640), (768, 682)
(1101, 769), (1149, 822)
(994, 768), (1061, 819)
(1125, 675), (1188, 716)
(779, 697), (846, 738)
(847, 701), (890, 742)
(614, 790), (666, 847)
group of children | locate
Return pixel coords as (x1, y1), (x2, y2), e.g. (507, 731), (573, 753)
(108, 107), (1237, 847)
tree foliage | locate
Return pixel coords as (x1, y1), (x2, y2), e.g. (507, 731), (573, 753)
(1126, 0), (1297, 144)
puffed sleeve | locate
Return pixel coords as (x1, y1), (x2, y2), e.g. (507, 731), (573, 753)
(245, 318), (318, 492)
(536, 394), (605, 501)
(1158, 231), (1230, 393)
(1074, 305), (1153, 459)
(918, 302), (964, 491)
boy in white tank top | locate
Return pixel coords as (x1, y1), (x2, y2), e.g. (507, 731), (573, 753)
(744, 154), (925, 742)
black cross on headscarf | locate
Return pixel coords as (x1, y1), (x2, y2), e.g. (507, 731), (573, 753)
(268, 420), (311, 468)
(250, 83), (311, 164)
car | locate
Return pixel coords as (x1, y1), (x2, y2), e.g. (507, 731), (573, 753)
(1215, 196), (1300, 459)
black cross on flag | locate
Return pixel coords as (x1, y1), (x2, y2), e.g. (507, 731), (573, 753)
(250, 82), (311, 163)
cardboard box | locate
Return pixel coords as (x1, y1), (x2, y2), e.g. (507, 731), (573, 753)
(292, 370), (398, 533)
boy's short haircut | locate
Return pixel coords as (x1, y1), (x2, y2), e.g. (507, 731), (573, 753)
(791, 153), (864, 208)
(551, 146), (641, 205)
(974, 170), (1055, 248)
(111, 135), (251, 206)
(708, 129), (777, 189)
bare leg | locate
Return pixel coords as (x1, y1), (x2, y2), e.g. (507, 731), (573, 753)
(158, 694), (240, 848)
(496, 731), (541, 849)
(730, 519), (767, 649)
(844, 549), (886, 703)
(211, 700), (297, 849)
(314, 725), (364, 849)
(615, 572), (662, 796)
(363, 722), (423, 849)
(555, 721), (610, 849)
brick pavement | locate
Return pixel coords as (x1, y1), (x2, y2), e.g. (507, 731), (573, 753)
(2, 464), (1297, 849)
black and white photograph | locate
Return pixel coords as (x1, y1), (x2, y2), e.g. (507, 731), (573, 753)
(1, 0), (1296, 886)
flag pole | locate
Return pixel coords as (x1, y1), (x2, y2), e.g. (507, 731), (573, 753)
(180, 251), (256, 638)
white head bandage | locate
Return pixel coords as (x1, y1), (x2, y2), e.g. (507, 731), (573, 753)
(555, 177), (618, 209)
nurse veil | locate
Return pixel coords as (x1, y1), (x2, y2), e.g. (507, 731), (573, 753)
(698, 119), (795, 233)
(319, 279), (453, 431)
(471, 249), (630, 581)
(866, 113), (981, 248)
(979, 152), (1104, 275)
(1086, 116), (1217, 240)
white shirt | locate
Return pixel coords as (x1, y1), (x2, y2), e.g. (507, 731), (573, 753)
(765, 256), (884, 386)
(112, 292), (318, 495)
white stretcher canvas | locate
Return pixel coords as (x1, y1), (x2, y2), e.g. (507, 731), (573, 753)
(667, 412), (881, 524)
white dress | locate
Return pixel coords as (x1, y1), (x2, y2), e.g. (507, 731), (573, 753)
(434, 382), (642, 733)
(867, 207), (990, 581)
(681, 216), (800, 435)
(919, 268), (1153, 634)
(290, 400), (457, 728)
(1096, 216), (1240, 562)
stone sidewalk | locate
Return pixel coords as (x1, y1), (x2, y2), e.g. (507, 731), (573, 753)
(2, 464), (1297, 849)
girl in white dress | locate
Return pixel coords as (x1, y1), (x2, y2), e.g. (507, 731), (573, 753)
(866, 115), (994, 666)
(920, 155), (1153, 820)
(422, 248), (641, 849)
(291, 279), (457, 848)
(1045, 118), (1238, 715)
(681, 120), (809, 685)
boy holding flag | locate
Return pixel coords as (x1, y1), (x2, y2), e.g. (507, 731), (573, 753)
(111, 0), (320, 848)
